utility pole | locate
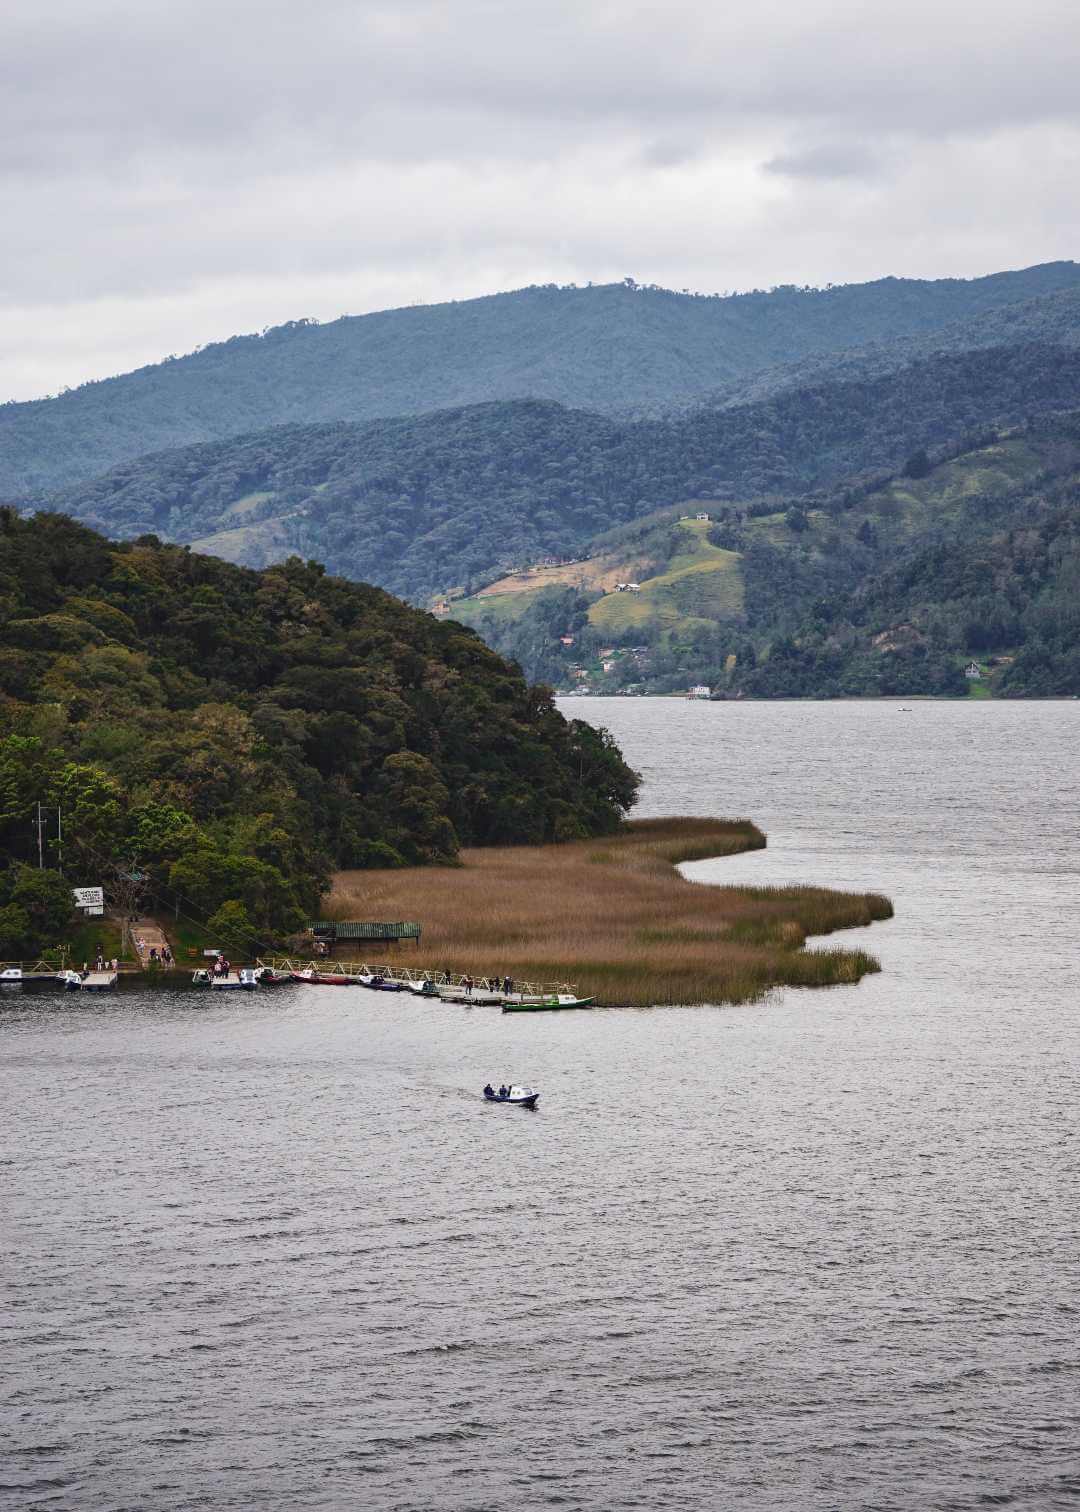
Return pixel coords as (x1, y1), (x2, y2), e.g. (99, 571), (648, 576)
(33, 802), (46, 868)
(56, 805), (63, 874)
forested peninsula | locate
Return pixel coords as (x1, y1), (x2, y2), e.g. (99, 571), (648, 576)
(0, 510), (638, 960)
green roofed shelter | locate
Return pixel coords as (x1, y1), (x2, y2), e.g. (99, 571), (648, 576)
(310, 921), (421, 946)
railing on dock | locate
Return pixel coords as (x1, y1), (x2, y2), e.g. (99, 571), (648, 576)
(257, 958), (576, 999)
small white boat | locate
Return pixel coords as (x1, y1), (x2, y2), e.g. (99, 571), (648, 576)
(58, 970), (83, 990)
(1, 966), (23, 982)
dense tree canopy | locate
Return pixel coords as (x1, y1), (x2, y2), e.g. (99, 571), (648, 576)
(42, 341), (1080, 605)
(0, 512), (639, 942)
(5, 263), (1080, 497)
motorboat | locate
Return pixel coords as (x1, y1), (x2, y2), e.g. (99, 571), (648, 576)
(483, 1084), (540, 1108)
(59, 970), (84, 990)
(369, 976), (405, 992)
(1, 966), (23, 982)
(291, 968), (363, 985)
(193, 968), (259, 989)
(502, 993), (595, 1012)
(256, 966), (293, 986)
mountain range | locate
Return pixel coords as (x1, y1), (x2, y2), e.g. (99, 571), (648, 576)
(7, 260), (1080, 697)
(6, 261), (1080, 497)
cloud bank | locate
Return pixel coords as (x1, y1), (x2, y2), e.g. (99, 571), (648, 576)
(2, 0), (1078, 399)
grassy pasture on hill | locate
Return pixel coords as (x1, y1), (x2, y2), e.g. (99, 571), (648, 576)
(327, 817), (892, 1007)
(589, 520), (744, 633)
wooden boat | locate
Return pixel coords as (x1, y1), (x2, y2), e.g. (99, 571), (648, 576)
(483, 1085), (540, 1108)
(290, 968), (362, 985)
(502, 993), (595, 1012)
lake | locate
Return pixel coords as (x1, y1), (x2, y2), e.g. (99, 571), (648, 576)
(3, 699), (1079, 1511)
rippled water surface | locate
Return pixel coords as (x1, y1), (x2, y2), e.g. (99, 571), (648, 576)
(4, 699), (1080, 1511)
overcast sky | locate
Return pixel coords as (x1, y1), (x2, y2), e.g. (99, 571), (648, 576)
(3, 0), (1079, 401)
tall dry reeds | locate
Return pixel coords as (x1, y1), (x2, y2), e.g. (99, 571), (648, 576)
(326, 817), (892, 1007)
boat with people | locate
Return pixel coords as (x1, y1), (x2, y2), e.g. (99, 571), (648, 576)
(483, 1083), (540, 1108)
(192, 967), (260, 989)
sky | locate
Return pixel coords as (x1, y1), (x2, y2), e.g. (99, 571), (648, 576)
(3, 0), (1079, 402)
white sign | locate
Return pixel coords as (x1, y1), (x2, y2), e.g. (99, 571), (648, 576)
(72, 886), (104, 909)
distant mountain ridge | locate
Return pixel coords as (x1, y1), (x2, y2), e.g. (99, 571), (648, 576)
(45, 339), (1080, 602)
(5, 260), (1080, 497)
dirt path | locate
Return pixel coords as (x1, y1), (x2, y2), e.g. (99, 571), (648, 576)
(129, 916), (173, 966)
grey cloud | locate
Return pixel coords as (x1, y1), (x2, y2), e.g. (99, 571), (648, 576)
(1, 0), (1079, 398)
(763, 144), (885, 180)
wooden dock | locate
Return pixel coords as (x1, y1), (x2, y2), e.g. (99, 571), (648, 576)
(79, 970), (119, 991)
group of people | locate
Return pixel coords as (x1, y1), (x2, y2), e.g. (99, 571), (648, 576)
(84, 953), (119, 976)
(212, 955), (232, 977)
(460, 975), (515, 997)
(483, 1083), (515, 1100)
(148, 946), (173, 966)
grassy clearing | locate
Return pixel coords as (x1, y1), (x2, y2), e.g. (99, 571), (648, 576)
(53, 915), (129, 968)
(589, 520), (743, 634)
(327, 816), (892, 1007)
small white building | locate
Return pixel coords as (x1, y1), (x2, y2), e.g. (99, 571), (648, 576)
(687, 685), (711, 699)
(964, 661), (983, 680)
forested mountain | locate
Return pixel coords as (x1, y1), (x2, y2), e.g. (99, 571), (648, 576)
(46, 340), (1080, 602)
(445, 414), (1080, 699)
(704, 286), (1080, 409)
(731, 415), (1080, 698)
(5, 261), (1080, 496)
(0, 511), (638, 957)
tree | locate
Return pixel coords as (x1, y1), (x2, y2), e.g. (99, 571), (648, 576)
(206, 900), (257, 955)
(3, 866), (74, 953)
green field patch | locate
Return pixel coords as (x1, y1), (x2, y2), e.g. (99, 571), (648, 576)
(448, 587), (548, 626)
(589, 520), (743, 633)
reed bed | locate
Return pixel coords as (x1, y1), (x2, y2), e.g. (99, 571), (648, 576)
(327, 817), (893, 1007)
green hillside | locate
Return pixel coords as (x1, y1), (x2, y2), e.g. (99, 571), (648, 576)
(589, 521), (743, 634)
(449, 419), (1080, 696)
(5, 262), (1080, 496)
(44, 341), (1080, 605)
(0, 510), (639, 959)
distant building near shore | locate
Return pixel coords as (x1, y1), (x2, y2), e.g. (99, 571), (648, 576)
(964, 661), (983, 680)
(687, 685), (711, 699)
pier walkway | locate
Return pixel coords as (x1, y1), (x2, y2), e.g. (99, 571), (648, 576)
(260, 958), (576, 1002)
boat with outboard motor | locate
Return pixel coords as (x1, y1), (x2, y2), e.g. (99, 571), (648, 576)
(256, 965), (293, 986)
(483, 1084), (540, 1108)
(502, 993), (595, 1011)
(193, 967), (260, 989)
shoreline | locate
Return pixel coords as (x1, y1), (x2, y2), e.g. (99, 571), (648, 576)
(326, 817), (893, 1008)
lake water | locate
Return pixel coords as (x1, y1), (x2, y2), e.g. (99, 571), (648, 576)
(3, 699), (1079, 1511)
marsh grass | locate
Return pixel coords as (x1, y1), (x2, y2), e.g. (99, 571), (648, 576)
(327, 817), (893, 1007)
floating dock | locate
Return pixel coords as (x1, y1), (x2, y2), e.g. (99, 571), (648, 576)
(79, 970), (119, 992)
